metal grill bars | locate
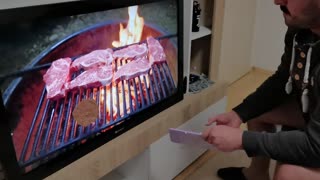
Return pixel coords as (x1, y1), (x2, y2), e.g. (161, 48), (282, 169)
(19, 60), (176, 167)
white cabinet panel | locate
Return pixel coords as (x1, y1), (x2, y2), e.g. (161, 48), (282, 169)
(149, 96), (226, 180)
(102, 97), (226, 180)
(101, 149), (150, 180)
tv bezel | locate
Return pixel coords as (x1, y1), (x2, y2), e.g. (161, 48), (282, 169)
(0, 0), (184, 179)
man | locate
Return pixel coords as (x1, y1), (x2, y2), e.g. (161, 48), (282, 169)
(202, 0), (320, 180)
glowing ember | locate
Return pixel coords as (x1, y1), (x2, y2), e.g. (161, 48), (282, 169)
(106, 86), (118, 119)
(98, 57), (146, 119)
(118, 82), (137, 116)
(112, 5), (144, 47)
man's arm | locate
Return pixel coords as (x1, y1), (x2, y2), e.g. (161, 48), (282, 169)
(233, 28), (298, 122)
(242, 121), (320, 167)
(241, 55), (320, 167)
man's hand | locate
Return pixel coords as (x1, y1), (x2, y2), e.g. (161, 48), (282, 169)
(202, 125), (243, 152)
(206, 111), (242, 128)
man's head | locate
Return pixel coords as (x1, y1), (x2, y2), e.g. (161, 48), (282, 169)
(274, 0), (320, 29)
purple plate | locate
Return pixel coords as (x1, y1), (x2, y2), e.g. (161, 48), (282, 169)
(169, 128), (215, 150)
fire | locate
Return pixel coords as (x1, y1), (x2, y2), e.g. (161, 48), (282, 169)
(112, 5), (144, 47)
(106, 86), (118, 118)
(100, 83), (138, 118)
(101, 88), (138, 119)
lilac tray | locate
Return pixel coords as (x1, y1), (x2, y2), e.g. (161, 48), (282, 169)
(169, 128), (215, 150)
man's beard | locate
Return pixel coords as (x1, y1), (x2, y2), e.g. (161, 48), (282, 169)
(284, 14), (320, 29)
(280, 5), (290, 15)
(281, 4), (320, 29)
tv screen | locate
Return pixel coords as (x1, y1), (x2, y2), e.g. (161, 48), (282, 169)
(0, 0), (182, 178)
(0, 0), (178, 95)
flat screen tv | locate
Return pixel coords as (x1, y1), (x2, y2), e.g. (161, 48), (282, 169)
(0, 0), (184, 179)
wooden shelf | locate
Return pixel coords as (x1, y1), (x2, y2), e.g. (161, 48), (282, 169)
(191, 26), (212, 40)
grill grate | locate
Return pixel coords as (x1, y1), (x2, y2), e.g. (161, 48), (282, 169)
(18, 60), (176, 168)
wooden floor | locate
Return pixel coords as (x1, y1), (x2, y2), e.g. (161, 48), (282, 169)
(174, 68), (274, 180)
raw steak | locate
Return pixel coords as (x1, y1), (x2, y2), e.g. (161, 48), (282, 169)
(146, 36), (166, 64)
(71, 49), (113, 70)
(43, 58), (72, 100)
(114, 56), (151, 81)
(66, 65), (113, 90)
(113, 43), (148, 59)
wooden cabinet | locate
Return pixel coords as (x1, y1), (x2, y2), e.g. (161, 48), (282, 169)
(46, 83), (227, 180)
(101, 96), (226, 180)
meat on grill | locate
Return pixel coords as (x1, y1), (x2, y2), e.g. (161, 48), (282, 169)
(114, 56), (151, 82)
(66, 65), (113, 90)
(147, 36), (166, 64)
(113, 43), (148, 59)
(71, 49), (113, 71)
(43, 58), (72, 100)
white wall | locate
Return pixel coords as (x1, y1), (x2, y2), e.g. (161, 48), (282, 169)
(218, 0), (257, 83)
(251, 0), (287, 71)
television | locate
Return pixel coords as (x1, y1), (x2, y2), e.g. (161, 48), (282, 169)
(0, 0), (184, 179)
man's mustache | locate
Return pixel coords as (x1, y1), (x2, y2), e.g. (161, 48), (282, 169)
(280, 5), (290, 15)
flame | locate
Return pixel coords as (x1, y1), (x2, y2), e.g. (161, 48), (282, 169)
(100, 87), (118, 120)
(112, 5), (144, 47)
(100, 88), (104, 102)
(116, 81), (139, 116)
(99, 79), (151, 120)
(106, 86), (118, 118)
